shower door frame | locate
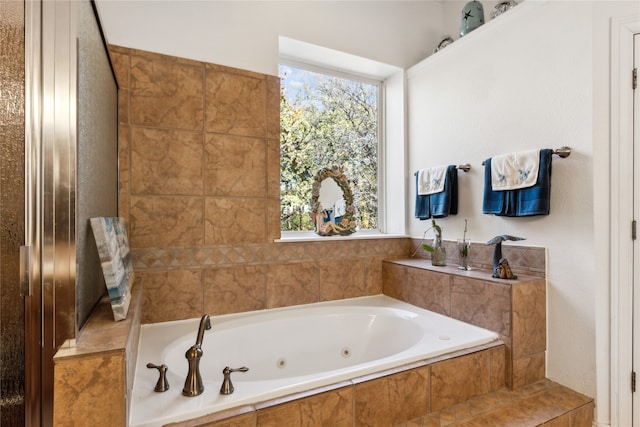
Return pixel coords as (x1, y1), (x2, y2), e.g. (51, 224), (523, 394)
(25, 1), (80, 425)
(24, 0), (43, 424)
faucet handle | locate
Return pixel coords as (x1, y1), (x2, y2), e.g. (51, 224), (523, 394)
(220, 366), (249, 395)
(146, 363), (170, 392)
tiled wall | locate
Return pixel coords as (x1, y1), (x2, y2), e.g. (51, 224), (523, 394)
(109, 44), (546, 325)
(110, 45), (411, 323)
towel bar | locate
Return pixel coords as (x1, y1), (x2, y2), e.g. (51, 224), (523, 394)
(413, 164), (471, 176)
(481, 146), (571, 166)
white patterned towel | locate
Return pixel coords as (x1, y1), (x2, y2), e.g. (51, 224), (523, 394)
(417, 165), (448, 195)
(491, 149), (541, 191)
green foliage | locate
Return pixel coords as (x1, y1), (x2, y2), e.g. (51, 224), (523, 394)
(280, 68), (379, 231)
(420, 218), (442, 252)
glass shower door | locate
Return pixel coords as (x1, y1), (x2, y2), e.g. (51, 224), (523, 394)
(0, 0), (26, 425)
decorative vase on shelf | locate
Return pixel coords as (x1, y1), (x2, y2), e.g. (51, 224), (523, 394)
(431, 235), (447, 266)
(460, 0), (485, 37)
(433, 35), (454, 53)
(457, 238), (471, 271)
(490, 0), (518, 19)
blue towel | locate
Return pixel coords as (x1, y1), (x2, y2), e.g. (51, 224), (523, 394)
(483, 149), (553, 217)
(415, 165), (458, 219)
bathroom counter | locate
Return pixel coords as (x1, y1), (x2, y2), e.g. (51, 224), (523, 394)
(384, 258), (543, 284)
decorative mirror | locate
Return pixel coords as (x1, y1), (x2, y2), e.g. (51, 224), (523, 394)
(310, 166), (357, 236)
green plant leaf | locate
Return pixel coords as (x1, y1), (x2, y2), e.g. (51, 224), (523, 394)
(431, 218), (441, 236)
(421, 243), (435, 252)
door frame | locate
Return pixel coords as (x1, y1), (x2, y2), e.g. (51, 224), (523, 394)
(611, 14), (640, 427)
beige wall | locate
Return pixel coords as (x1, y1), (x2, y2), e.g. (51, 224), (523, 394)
(406, 1), (638, 412)
(111, 46), (411, 324)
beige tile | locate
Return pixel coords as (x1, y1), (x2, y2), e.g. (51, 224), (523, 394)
(512, 352), (546, 389)
(502, 246), (547, 277)
(498, 386), (585, 426)
(265, 76), (281, 140)
(256, 401), (301, 427)
(266, 139), (280, 200)
(382, 261), (408, 301)
(119, 124), (130, 194)
(109, 49), (129, 89)
(198, 413), (256, 427)
(203, 265), (266, 315)
(354, 366), (430, 426)
(570, 402), (594, 427)
(266, 261), (319, 308)
(204, 197), (267, 245)
(540, 385), (592, 413)
(257, 387), (352, 427)
(141, 269), (202, 323)
(205, 67), (266, 138)
(451, 277), (511, 337)
(206, 62), (265, 79)
(266, 198), (282, 243)
(129, 47), (202, 67)
(431, 351), (490, 412)
(512, 280), (546, 358)
(364, 256), (384, 296)
(204, 133), (266, 197)
(407, 268), (451, 316)
(319, 258), (366, 301)
(489, 345), (506, 392)
(130, 55), (204, 129)
(131, 127), (204, 195)
(118, 192), (130, 224)
(54, 355), (125, 427)
(129, 196), (203, 248)
(118, 88), (130, 125)
(544, 413), (571, 427)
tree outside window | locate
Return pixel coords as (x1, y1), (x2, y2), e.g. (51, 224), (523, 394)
(279, 64), (379, 232)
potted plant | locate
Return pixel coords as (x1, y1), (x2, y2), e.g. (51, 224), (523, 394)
(421, 218), (447, 266)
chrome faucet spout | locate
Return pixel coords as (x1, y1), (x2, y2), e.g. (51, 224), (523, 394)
(195, 314), (211, 347)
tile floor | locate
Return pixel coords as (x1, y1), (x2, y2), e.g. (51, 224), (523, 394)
(394, 379), (593, 427)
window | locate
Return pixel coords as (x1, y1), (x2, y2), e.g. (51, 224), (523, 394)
(279, 63), (381, 233)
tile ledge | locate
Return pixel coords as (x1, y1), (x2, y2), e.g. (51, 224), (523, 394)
(54, 279), (143, 360)
(384, 258), (545, 283)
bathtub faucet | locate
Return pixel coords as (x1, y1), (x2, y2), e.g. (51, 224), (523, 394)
(182, 314), (211, 397)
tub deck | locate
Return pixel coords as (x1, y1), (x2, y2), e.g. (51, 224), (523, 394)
(163, 342), (592, 427)
(132, 295), (500, 427)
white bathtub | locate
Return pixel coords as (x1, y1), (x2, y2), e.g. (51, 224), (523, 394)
(130, 295), (498, 427)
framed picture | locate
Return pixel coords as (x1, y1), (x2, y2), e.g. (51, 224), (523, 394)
(90, 217), (134, 321)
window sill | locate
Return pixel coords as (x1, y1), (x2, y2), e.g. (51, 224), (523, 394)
(275, 231), (409, 243)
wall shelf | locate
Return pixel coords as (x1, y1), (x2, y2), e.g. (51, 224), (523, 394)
(408, 0), (545, 78)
